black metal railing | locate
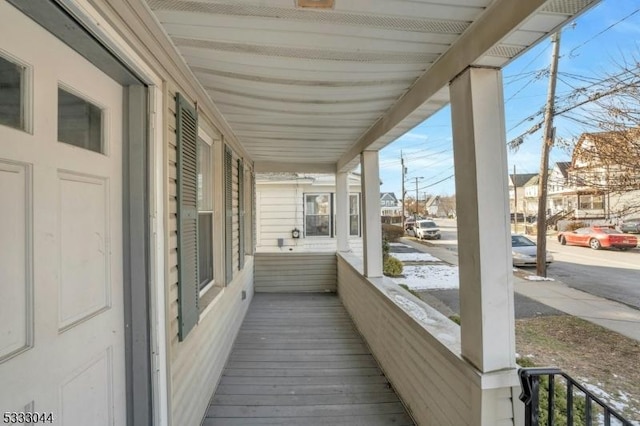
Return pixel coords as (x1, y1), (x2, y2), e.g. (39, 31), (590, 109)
(519, 368), (634, 426)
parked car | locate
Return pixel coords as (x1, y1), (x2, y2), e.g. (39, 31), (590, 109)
(511, 234), (553, 267)
(404, 219), (416, 236)
(414, 220), (441, 240)
(620, 218), (640, 234)
(558, 226), (638, 250)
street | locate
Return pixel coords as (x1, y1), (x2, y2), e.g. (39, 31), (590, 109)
(426, 219), (640, 310)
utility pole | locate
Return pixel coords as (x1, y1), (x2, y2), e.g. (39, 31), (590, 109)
(513, 164), (518, 233)
(536, 31), (561, 277)
(414, 177), (424, 219)
(401, 152), (406, 229)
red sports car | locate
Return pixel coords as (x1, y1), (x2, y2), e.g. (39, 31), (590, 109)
(558, 226), (638, 250)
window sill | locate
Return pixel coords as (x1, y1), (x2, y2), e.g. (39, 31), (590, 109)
(199, 284), (225, 319)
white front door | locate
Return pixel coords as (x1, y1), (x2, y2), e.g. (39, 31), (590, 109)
(0, 3), (126, 424)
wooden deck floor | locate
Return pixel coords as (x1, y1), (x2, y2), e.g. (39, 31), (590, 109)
(204, 293), (415, 425)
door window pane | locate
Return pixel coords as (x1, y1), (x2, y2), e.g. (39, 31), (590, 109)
(58, 87), (103, 153)
(0, 55), (25, 130)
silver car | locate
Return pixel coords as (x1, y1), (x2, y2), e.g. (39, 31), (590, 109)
(512, 234), (553, 267)
(414, 220), (441, 240)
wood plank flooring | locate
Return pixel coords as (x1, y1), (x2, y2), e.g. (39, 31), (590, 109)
(204, 293), (415, 425)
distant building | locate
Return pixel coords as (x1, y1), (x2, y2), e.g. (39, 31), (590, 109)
(380, 192), (401, 217)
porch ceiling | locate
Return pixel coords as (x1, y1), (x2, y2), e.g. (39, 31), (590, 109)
(146, 0), (597, 172)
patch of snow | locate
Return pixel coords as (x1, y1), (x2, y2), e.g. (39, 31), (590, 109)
(393, 295), (436, 325)
(392, 252), (441, 262)
(392, 265), (459, 290)
(389, 242), (409, 247)
(524, 275), (555, 282)
(580, 382), (640, 423)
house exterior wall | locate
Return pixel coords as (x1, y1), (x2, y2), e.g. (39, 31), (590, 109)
(256, 176), (363, 256)
(165, 85), (255, 425)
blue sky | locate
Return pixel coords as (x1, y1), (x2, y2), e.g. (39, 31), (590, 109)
(378, 0), (640, 199)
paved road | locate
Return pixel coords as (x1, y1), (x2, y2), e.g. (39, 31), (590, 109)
(425, 218), (640, 310)
(545, 237), (640, 310)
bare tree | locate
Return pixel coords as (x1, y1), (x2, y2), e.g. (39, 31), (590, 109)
(557, 57), (640, 216)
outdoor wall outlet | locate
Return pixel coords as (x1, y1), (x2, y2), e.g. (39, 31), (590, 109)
(277, 238), (284, 248)
(241, 290), (246, 300)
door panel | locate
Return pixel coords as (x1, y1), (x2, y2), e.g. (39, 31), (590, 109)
(0, 3), (126, 423)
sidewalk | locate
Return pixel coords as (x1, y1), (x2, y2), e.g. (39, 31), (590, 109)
(399, 237), (640, 341)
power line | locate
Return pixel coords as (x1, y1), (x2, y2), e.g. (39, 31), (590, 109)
(568, 6), (640, 57)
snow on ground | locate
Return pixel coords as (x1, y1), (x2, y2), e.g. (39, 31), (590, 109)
(392, 265), (459, 290)
(391, 251), (441, 262)
(580, 381), (640, 425)
(524, 275), (555, 282)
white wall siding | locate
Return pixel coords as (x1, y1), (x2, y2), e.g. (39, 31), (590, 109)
(170, 262), (253, 426)
(337, 253), (517, 426)
(256, 179), (363, 256)
(255, 253), (336, 292)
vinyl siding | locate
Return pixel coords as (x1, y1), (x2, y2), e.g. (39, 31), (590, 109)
(255, 252), (336, 292)
(256, 181), (363, 255)
(166, 84), (255, 426)
(337, 253), (516, 426)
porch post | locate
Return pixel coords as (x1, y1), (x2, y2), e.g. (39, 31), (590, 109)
(361, 151), (383, 277)
(336, 171), (350, 252)
(449, 67), (516, 373)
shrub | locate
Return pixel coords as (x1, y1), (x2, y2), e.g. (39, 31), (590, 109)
(382, 223), (405, 242)
(382, 238), (390, 258)
(383, 255), (403, 277)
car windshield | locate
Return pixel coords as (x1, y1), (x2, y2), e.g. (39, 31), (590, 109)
(512, 235), (535, 247)
(418, 221), (436, 228)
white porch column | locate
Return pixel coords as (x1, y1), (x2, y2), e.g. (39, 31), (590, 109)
(361, 151), (383, 277)
(449, 67), (516, 373)
(335, 171), (350, 252)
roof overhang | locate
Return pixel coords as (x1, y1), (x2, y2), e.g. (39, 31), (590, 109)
(146, 0), (600, 173)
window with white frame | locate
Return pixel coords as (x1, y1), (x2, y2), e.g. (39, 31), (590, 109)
(305, 193), (332, 237)
(197, 135), (214, 292)
(349, 194), (360, 236)
(579, 194), (603, 210)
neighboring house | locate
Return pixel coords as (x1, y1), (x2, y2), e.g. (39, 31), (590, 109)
(424, 195), (449, 217)
(509, 173), (538, 215)
(548, 161), (576, 215)
(380, 191), (401, 216)
(0, 2), (597, 426)
(255, 173), (362, 255)
(522, 175), (539, 217)
(570, 131), (640, 219)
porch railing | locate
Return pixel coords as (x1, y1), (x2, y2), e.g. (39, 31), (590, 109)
(519, 367), (633, 426)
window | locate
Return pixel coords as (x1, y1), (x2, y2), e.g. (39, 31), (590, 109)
(197, 137), (213, 292)
(58, 86), (103, 153)
(305, 192), (362, 238)
(579, 194), (603, 210)
(305, 194), (331, 236)
(0, 53), (26, 131)
(349, 194), (360, 236)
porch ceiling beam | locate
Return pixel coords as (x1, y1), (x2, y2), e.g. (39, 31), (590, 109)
(337, 0), (549, 171)
(254, 161), (336, 174)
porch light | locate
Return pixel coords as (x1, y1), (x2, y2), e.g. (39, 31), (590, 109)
(296, 0), (334, 9)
